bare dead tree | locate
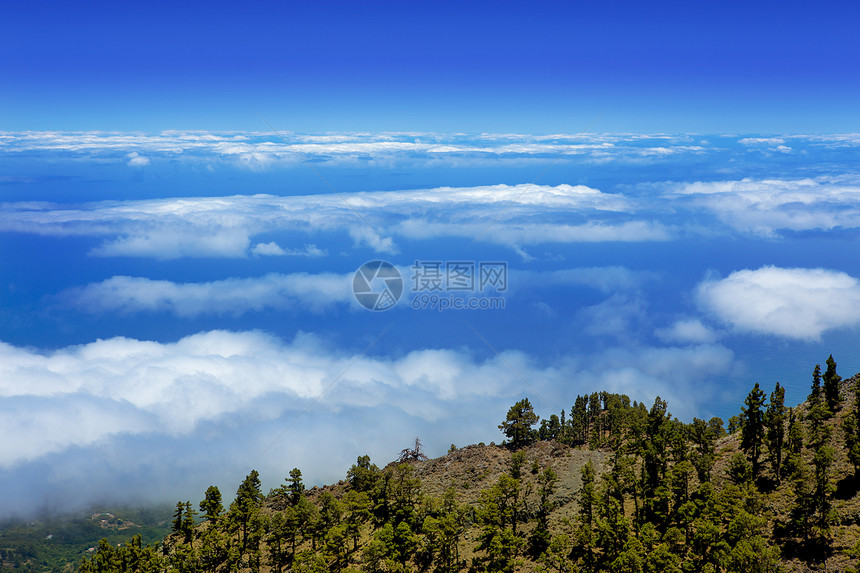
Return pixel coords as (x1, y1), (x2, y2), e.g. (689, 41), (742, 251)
(397, 437), (429, 462)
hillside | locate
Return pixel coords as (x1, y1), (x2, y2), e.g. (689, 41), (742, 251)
(75, 357), (860, 572)
(0, 505), (173, 572)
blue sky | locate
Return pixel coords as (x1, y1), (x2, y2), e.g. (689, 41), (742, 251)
(2, 1), (860, 515)
(3, 1), (860, 133)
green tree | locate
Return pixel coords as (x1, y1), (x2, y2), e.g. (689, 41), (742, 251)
(690, 417), (719, 483)
(823, 354), (842, 413)
(267, 512), (291, 573)
(499, 398), (539, 447)
(808, 367), (832, 447)
(812, 444), (836, 534)
(728, 414), (744, 434)
(727, 452), (753, 486)
(808, 364), (829, 436)
(741, 383), (767, 479)
(347, 454), (380, 492)
(810, 363), (822, 403)
(288, 467), (306, 505)
(570, 395), (589, 444)
(475, 526), (523, 573)
(509, 450), (527, 480)
(845, 376), (860, 475)
(539, 533), (573, 573)
(588, 392), (602, 446)
(579, 461), (598, 527)
(200, 485), (224, 523)
(422, 488), (465, 573)
(765, 382), (786, 483)
(173, 501), (185, 534)
(198, 522), (230, 573)
(231, 470), (264, 556)
(182, 500), (197, 545)
(789, 464), (816, 546)
(530, 467), (558, 557)
(343, 489), (372, 552)
(784, 408), (805, 480)
(640, 396), (670, 526)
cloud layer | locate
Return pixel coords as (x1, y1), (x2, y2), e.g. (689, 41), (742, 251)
(697, 266), (860, 340)
(0, 330), (734, 514)
(0, 131), (714, 168)
(66, 273), (356, 316)
(0, 183), (670, 258)
(6, 171), (860, 260)
(669, 176), (860, 236)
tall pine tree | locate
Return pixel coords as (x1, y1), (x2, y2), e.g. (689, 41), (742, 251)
(766, 382), (786, 483)
(741, 383), (767, 480)
(499, 398), (540, 447)
(823, 354), (842, 413)
(845, 376), (860, 476)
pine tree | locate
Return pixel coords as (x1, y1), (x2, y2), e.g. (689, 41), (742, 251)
(588, 392), (601, 446)
(231, 470), (264, 556)
(579, 461), (598, 527)
(267, 512), (291, 573)
(476, 475), (525, 573)
(288, 467), (305, 505)
(200, 485), (223, 523)
(571, 395), (589, 445)
(509, 450), (527, 480)
(559, 408), (568, 443)
(422, 488), (464, 573)
(530, 467), (558, 557)
(784, 407), (805, 480)
(741, 383), (767, 479)
(808, 364), (832, 447)
(181, 501), (197, 545)
(766, 382), (786, 483)
(343, 489), (371, 552)
(823, 354), (842, 413)
(845, 376), (860, 476)
(499, 398), (539, 447)
(690, 417), (722, 483)
(813, 445), (836, 524)
(539, 534), (573, 573)
(172, 501), (185, 534)
(810, 364), (823, 406)
(347, 454), (380, 492)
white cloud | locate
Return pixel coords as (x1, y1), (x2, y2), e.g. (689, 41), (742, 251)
(0, 131), (719, 168)
(668, 176), (860, 236)
(697, 266), (860, 340)
(92, 229), (252, 259)
(251, 242), (326, 257)
(126, 151), (150, 167)
(0, 330), (736, 514)
(63, 265), (648, 318)
(586, 343), (734, 419)
(0, 183), (667, 259)
(397, 220), (672, 245)
(251, 241), (286, 256)
(739, 137), (786, 145)
(66, 273), (356, 316)
(655, 318), (719, 344)
(0, 330), (525, 468)
(348, 226), (398, 254)
(580, 294), (647, 339)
